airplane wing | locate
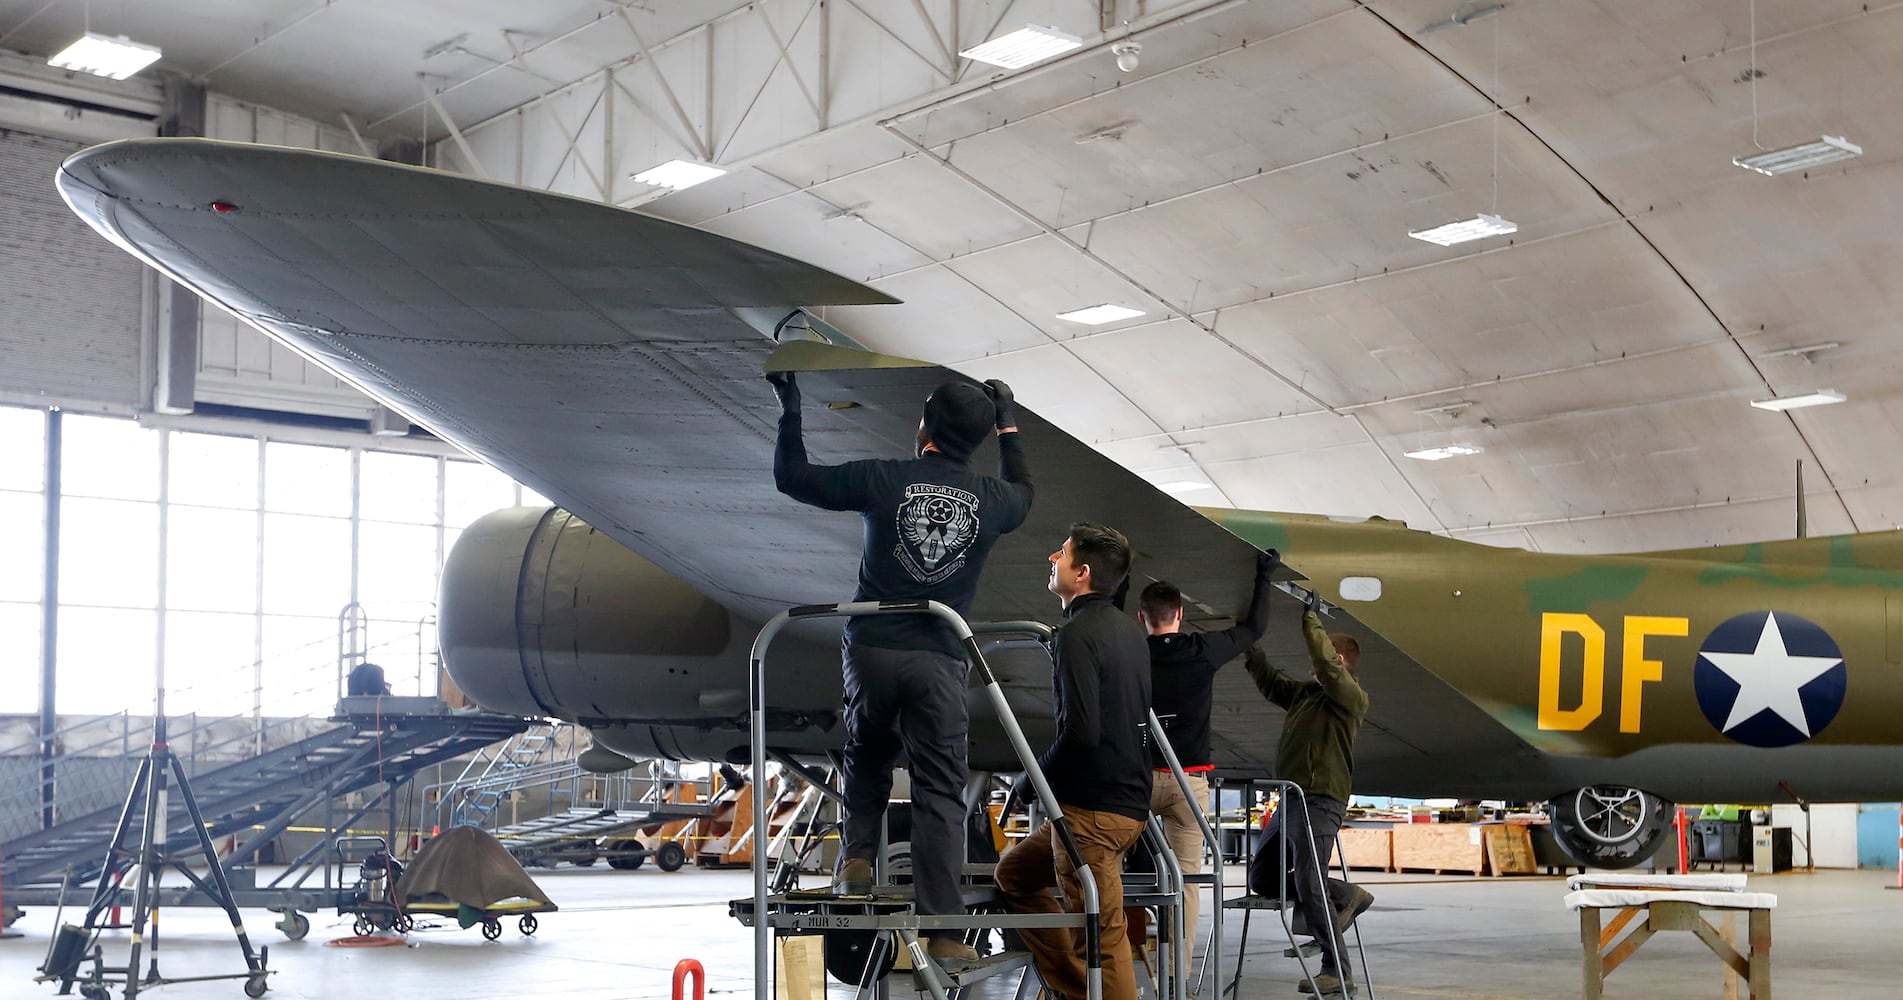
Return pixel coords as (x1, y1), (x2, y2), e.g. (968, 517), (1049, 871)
(58, 138), (1537, 796)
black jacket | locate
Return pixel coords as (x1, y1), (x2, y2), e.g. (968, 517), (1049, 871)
(774, 408), (1033, 659)
(1148, 564), (1272, 769)
(1040, 591), (1153, 822)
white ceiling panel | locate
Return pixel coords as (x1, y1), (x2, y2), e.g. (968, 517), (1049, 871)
(950, 343), (1164, 445)
(802, 152), (1043, 264)
(1064, 318), (1316, 432)
(826, 266), (1051, 362)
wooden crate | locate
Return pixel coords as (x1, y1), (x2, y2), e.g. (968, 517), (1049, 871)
(1390, 823), (1486, 874)
(1337, 826), (1393, 871)
(1482, 824), (1539, 876)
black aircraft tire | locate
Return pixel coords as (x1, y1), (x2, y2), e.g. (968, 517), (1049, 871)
(824, 929), (895, 985)
(1549, 785), (1673, 869)
(656, 841), (686, 872)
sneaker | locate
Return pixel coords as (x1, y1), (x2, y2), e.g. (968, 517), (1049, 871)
(833, 858), (873, 895)
(1296, 972), (1351, 995)
(1334, 886), (1374, 937)
(926, 938), (980, 965)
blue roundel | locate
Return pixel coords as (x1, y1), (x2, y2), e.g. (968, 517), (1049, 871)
(1693, 611), (1846, 748)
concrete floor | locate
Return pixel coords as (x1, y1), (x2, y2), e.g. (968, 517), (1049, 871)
(4, 865), (1901, 999)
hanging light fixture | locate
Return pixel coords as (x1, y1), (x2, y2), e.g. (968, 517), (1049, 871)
(1732, 0), (1859, 175)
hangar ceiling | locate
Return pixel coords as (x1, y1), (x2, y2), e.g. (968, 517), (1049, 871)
(2, 0), (1898, 555)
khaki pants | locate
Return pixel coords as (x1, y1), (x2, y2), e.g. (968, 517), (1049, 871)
(996, 806), (1146, 1000)
(1149, 771), (1209, 960)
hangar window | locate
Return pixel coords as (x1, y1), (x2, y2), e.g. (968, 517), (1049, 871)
(264, 442), (351, 516)
(445, 459), (519, 527)
(0, 405), (44, 715)
(169, 432), (259, 508)
(361, 451), (439, 524)
(0, 404), (540, 721)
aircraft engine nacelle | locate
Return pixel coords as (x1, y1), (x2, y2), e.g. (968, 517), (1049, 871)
(439, 506), (837, 729)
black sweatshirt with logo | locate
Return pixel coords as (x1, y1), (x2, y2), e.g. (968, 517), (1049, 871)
(1148, 565), (1273, 769)
(774, 409), (1034, 659)
(1040, 591), (1153, 822)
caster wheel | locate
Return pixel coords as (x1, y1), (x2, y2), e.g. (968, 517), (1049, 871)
(283, 912), (309, 941)
(245, 973), (269, 998)
(656, 841), (686, 872)
(80, 986), (109, 1000)
(481, 918), (502, 941)
(395, 913), (414, 933)
(353, 915), (374, 937)
(518, 914), (538, 936)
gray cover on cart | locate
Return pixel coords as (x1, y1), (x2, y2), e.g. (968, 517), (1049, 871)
(395, 826), (557, 910)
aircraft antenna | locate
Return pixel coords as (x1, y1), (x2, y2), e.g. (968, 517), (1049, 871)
(1795, 458), (1807, 539)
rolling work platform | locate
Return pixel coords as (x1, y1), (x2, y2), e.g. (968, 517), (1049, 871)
(732, 602), (1215, 1000)
(3, 698), (530, 935)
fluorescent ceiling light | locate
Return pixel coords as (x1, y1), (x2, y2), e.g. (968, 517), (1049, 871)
(958, 25), (1082, 69)
(631, 160), (726, 190)
(1733, 136), (1861, 176)
(1408, 213), (1518, 246)
(1404, 444), (1483, 461)
(1153, 480), (1213, 494)
(1749, 389), (1846, 411)
(1056, 304), (1144, 325)
(48, 32), (161, 80)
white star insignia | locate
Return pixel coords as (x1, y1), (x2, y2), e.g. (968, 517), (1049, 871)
(1699, 612), (1842, 736)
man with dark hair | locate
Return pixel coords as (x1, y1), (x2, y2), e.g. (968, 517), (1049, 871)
(1139, 548), (1278, 961)
(1244, 595), (1373, 995)
(768, 370), (1032, 964)
(996, 523), (1151, 1000)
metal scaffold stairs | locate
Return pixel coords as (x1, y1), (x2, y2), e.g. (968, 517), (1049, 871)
(2, 709), (530, 891)
(449, 726), (555, 829)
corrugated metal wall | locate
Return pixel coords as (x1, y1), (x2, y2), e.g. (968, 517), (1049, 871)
(0, 127), (146, 410)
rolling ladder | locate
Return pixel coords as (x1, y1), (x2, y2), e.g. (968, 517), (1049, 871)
(733, 601), (1215, 1000)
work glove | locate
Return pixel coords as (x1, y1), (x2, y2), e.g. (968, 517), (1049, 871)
(1303, 586), (1322, 614)
(984, 379), (1017, 430)
(765, 371), (801, 414)
(1256, 548), (1282, 579)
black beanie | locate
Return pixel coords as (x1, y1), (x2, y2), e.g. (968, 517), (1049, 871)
(920, 382), (995, 463)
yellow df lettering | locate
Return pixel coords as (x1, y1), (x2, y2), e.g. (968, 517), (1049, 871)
(1620, 616), (1689, 733)
(1538, 612), (1604, 731)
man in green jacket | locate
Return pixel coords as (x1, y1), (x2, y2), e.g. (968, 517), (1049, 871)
(1244, 595), (1374, 995)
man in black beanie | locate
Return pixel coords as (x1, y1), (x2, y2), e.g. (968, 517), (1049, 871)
(769, 370), (1034, 963)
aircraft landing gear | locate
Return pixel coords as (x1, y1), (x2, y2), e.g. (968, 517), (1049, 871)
(1549, 784), (1673, 869)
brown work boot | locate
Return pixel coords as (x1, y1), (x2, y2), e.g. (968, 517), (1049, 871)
(833, 857), (873, 895)
(926, 937), (980, 964)
(1334, 886), (1374, 936)
(1297, 971), (1352, 995)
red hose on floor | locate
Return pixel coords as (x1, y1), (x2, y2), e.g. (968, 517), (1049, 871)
(325, 935), (408, 948)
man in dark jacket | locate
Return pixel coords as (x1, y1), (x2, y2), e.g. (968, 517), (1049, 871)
(996, 523), (1150, 1000)
(769, 370), (1032, 963)
(1139, 548), (1277, 960)
(1244, 595), (1373, 995)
